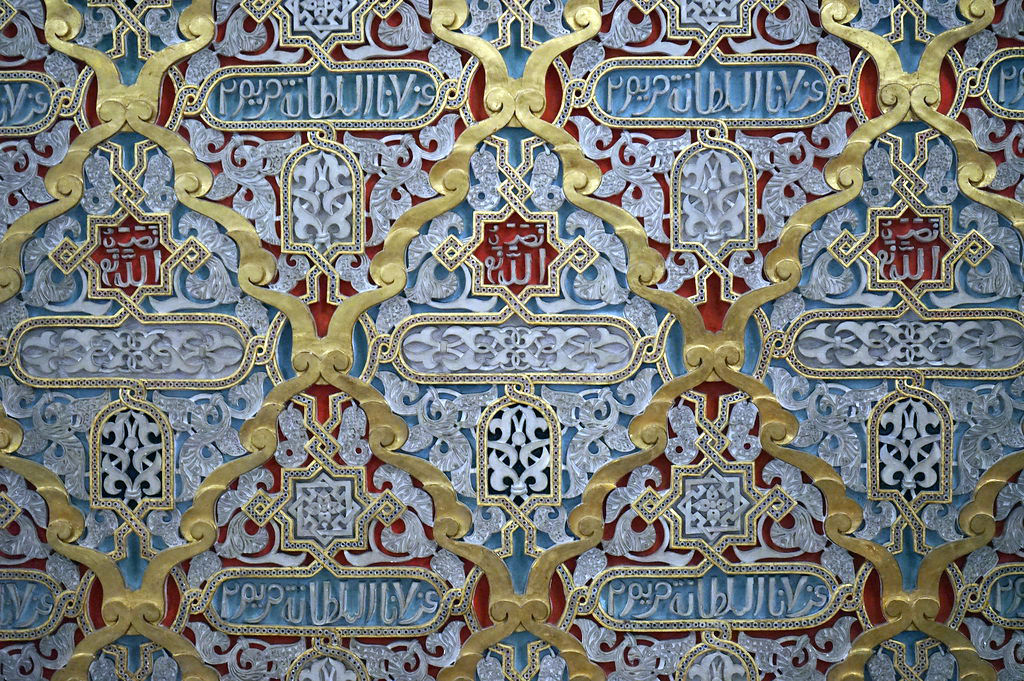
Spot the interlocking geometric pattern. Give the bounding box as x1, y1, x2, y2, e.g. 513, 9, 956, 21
2, 0, 1024, 678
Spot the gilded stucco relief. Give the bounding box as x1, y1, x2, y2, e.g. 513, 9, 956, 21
1, 0, 1024, 677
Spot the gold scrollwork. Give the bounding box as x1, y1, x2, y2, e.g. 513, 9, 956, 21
4, 0, 1024, 674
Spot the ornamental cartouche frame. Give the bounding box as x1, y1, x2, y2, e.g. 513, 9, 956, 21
1, 0, 1024, 677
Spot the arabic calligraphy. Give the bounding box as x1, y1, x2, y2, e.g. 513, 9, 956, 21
91, 224, 166, 290
587, 57, 835, 125
869, 215, 947, 286
203, 65, 444, 127
0, 576, 59, 634
0, 77, 53, 128
3, 0, 1024, 675
591, 567, 841, 629
207, 571, 450, 634
474, 219, 553, 291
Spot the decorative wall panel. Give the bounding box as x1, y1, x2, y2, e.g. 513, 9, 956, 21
1, 0, 1024, 677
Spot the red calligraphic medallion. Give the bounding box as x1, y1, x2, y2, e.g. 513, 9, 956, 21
473, 216, 558, 294
90, 223, 171, 293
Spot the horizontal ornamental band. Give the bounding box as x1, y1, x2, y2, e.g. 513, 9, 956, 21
201, 567, 457, 636
781, 310, 1024, 379
583, 564, 845, 631
195, 61, 449, 130
582, 54, 840, 127
394, 318, 646, 382
11, 316, 254, 388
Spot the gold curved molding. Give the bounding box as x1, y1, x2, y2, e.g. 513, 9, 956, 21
326, 103, 515, 355
827, 616, 912, 681
133, 618, 218, 681
746, 0, 1022, 675
0, 0, 323, 673
517, 113, 668, 292
692, 94, 915, 681
41, 0, 121, 95
482, 2, 923, 677
52, 616, 132, 681
437, 618, 518, 681
820, 0, 900, 82
917, 0, 992, 80
140, 373, 317, 596
915, 102, 1024, 233
430, 0, 509, 94
528, 361, 714, 601
0, 407, 124, 596
949, 451, 1024, 578
314, 107, 526, 643
523, 620, 602, 681
915, 619, 996, 681
520, 1, 598, 90
130, 117, 315, 335
763, 96, 910, 284
0, 119, 123, 304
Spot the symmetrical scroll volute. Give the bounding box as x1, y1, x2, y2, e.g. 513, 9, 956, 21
0, 0, 304, 676
755, 0, 1024, 677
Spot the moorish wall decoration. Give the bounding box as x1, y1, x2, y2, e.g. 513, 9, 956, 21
3, 0, 1024, 677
